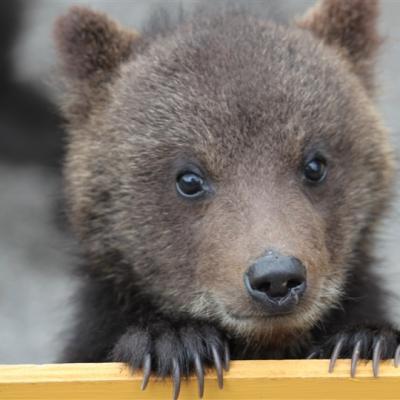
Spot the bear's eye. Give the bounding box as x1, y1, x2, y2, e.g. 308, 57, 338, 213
303, 155, 327, 184
176, 172, 206, 198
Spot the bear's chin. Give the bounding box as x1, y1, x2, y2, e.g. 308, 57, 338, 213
215, 303, 321, 339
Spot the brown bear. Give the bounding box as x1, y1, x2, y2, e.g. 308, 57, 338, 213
54, 0, 398, 399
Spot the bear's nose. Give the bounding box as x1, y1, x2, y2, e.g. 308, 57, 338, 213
244, 250, 306, 314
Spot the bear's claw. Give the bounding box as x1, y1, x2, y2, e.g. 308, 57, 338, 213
194, 352, 205, 398
171, 358, 181, 400
310, 326, 400, 377
141, 353, 151, 390
395, 345, 400, 367
224, 340, 231, 371
211, 343, 224, 389
328, 335, 345, 373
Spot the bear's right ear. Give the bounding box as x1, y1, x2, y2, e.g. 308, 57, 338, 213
296, 0, 381, 94
54, 7, 138, 122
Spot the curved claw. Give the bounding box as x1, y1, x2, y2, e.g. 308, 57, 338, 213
372, 338, 383, 377
194, 352, 204, 398
211, 344, 224, 389
306, 350, 319, 359
172, 358, 181, 400
224, 341, 230, 372
395, 345, 400, 368
141, 353, 152, 390
351, 340, 362, 378
329, 336, 345, 373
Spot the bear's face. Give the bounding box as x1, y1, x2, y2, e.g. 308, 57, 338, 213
57, 2, 394, 339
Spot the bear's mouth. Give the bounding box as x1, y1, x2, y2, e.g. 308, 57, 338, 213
225, 309, 296, 321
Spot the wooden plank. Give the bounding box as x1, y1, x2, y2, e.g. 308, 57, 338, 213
1, 360, 400, 399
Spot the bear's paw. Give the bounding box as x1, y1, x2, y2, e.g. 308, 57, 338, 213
111, 322, 229, 399
308, 325, 400, 377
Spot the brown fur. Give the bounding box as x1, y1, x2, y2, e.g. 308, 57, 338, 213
54, 6, 138, 124
55, 0, 398, 390
297, 0, 382, 93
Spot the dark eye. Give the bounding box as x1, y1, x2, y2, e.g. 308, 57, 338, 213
176, 172, 205, 198
303, 155, 327, 184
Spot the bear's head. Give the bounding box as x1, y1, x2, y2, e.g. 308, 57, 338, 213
55, 0, 394, 341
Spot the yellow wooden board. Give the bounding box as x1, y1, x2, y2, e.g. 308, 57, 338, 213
1, 360, 400, 399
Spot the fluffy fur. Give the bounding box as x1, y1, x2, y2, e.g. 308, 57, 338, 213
55, 0, 398, 396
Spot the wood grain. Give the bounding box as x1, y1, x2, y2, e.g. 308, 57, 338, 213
1, 360, 400, 399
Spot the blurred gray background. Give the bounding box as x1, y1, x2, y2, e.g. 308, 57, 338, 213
0, 0, 399, 364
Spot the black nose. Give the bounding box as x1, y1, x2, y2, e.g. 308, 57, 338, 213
244, 250, 306, 314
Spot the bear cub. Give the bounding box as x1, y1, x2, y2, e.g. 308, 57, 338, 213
55, 0, 398, 398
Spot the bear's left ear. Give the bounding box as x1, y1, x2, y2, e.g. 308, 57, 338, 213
296, 0, 381, 94
54, 6, 138, 122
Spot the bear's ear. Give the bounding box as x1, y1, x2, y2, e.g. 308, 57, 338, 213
296, 0, 381, 94
55, 6, 137, 82
54, 7, 138, 122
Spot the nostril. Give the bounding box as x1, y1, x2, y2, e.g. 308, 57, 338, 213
251, 277, 305, 299
250, 274, 305, 297
257, 282, 271, 294
257, 280, 294, 299
287, 279, 303, 289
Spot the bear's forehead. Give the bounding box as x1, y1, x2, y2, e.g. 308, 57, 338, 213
108, 14, 367, 170
149, 16, 347, 99
121, 20, 350, 117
